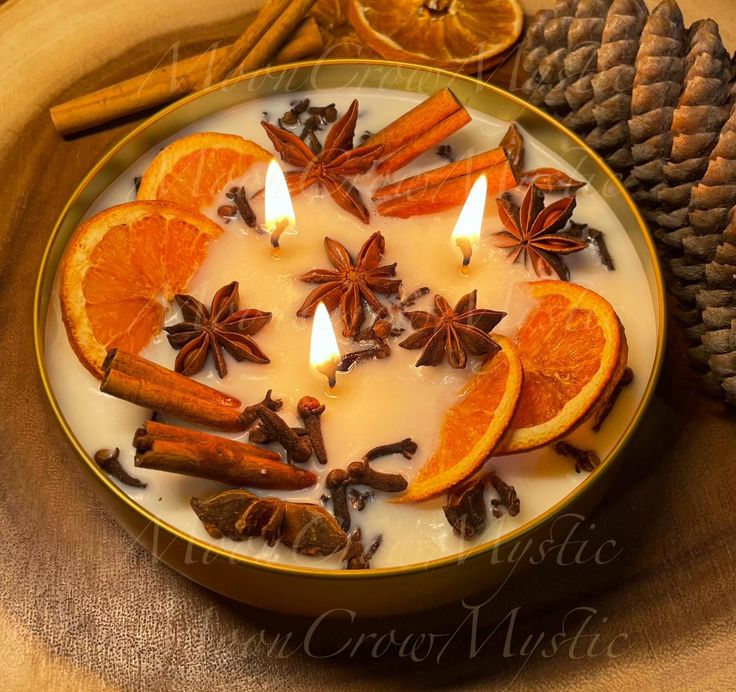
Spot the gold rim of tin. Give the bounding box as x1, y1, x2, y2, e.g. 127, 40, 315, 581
34, 59, 667, 582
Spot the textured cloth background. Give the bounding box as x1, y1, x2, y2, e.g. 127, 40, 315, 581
1, 0, 735, 689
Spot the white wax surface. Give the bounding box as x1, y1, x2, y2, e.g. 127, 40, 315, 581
44, 87, 658, 570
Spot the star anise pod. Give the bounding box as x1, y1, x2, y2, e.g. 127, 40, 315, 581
399, 290, 506, 369
297, 232, 401, 337
493, 183, 586, 280
164, 281, 271, 378
261, 100, 384, 224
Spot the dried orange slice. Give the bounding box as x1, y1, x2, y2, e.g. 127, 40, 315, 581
497, 281, 628, 454
137, 133, 271, 211
347, 0, 523, 74
60, 201, 222, 377
396, 335, 523, 502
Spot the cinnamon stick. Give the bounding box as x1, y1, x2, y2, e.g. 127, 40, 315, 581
201, 0, 298, 86
100, 368, 246, 432
50, 15, 323, 136
363, 88, 471, 174
376, 108, 472, 175
103, 349, 241, 408
134, 421, 316, 490
230, 0, 319, 77
372, 147, 508, 201
375, 161, 517, 218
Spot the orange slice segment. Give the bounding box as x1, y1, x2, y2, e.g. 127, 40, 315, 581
137, 133, 271, 211
498, 281, 627, 454
347, 0, 523, 74
396, 335, 523, 503
60, 201, 222, 377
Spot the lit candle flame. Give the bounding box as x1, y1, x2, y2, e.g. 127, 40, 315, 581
450, 173, 487, 273
263, 159, 295, 250
309, 302, 341, 388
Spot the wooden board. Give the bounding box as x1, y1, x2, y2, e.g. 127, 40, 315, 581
1, 0, 735, 688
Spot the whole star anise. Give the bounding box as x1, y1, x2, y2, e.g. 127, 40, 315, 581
261, 100, 383, 224
164, 281, 271, 378
493, 183, 586, 280
399, 290, 506, 369
297, 232, 401, 337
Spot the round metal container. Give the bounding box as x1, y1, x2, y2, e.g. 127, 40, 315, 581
34, 60, 666, 618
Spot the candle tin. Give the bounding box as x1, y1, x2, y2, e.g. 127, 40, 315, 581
34, 61, 665, 617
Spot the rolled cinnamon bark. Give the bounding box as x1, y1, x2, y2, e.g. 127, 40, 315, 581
50, 15, 323, 136
134, 421, 316, 490
364, 88, 471, 174
103, 349, 241, 408
372, 147, 508, 201
229, 0, 319, 77
375, 161, 517, 218
100, 368, 247, 432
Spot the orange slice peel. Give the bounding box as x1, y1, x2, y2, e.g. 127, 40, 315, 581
137, 132, 271, 212
59, 200, 222, 378
498, 280, 627, 454
347, 0, 524, 74
395, 334, 523, 503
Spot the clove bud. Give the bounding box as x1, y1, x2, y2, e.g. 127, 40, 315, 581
297, 396, 328, 465
326, 468, 351, 532
347, 459, 408, 493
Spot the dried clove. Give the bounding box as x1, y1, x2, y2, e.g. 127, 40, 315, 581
239, 390, 283, 427
554, 441, 601, 473
217, 204, 238, 222
344, 527, 382, 569
324, 439, 416, 530
291, 98, 310, 115
337, 346, 388, 371
253, 405, 312, 464
297, 396, 328, 465
94, 447, 146, 488
359, 130, 372, 143
133, 176, 142, 193
261, 111, 270, 122
348, 488, 374, 511
326, 468, 351, 532
225, 186, 257, 228
436, 144, 454, 162
238, 391, 311, 464
592, 367, 633, 431
248, 424, 309, 444
563, 222, 615, 271
347, 459, 408, 493
396, 286, 430, 309
338, 318, 393, 372
443, 476, 487, 539
308, 103, 338, 123
191, 489, 347, 556
363, 438, 417, 462
489, 473, 520, 518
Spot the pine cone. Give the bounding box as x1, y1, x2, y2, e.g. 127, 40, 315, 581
549, 0, 611, 127
652, 20, 732, 234
587, 0, 649, 171
626, 0, 686, 202
521, 0, 580, 107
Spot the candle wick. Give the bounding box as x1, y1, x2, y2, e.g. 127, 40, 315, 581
455, 237, 473, 269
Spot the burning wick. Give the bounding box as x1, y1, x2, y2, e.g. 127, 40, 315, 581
451, 173, 487, 275
309, 302, 341, 389
262, 159, 295, 255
